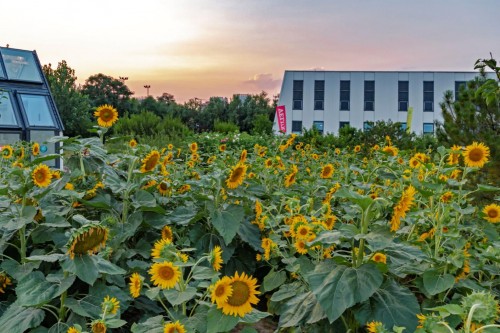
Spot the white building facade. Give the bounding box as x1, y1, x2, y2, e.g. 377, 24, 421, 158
275, 71, 483, 135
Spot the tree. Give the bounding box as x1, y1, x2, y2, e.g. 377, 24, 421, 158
42, 61, 92, 137
436, 56, 499, 180
80, 73, 134, 116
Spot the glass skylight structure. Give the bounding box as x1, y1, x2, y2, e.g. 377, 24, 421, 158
0, 46, 63, 167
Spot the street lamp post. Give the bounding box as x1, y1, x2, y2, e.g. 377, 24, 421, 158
144, 85, 151, 97
119, 76, 129, 83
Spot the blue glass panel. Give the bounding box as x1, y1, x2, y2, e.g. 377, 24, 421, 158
0, 92, 18, 125
20, 94, 55, 127
1, 48, 42, 82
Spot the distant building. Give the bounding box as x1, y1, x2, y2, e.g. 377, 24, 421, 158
0, 46, 64, 167
275, 70, 491, 135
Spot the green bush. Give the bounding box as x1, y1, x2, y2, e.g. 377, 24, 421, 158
213, 120, 239, 133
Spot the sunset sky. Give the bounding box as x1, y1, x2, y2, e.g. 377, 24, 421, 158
3, 0, 499, 102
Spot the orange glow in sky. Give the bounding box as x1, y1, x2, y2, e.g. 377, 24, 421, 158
3, 0, 499, 102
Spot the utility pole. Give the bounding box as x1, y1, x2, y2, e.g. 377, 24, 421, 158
144, 84, 151, 97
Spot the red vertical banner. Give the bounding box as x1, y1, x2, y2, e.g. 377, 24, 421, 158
276, 105, 287, 133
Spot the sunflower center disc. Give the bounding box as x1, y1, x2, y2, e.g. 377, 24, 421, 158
488, 209, 498, 218
159, 266, 175, 280
227, 281, 250, 306
469, 148, 483, 162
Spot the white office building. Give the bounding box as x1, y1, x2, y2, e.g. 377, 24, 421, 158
275, 71, 487, 135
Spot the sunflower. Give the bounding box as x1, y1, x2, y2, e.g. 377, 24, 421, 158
483, 203, 500, 223
67, 224, 108, 260
142, 179, 157, 189
440, 191, 453, 203
239, 149, 247, 163
91, 320, 107, 333
0, 272, 12, 294
32, 142, 40, 156
390, 185, 416, 231
163, 152, 174, 166
151, 238, 173, 259
226, 163, 247, 189
177, 184, 191, 194
409, 157, 421, 169
371, 253, 387, 264
372, 144, 380, 151
32, 164, 52, 187
463, 142, 490, 168
157, 181, 171, 196
447, 145, 462, 165
129, 139, 137, 148
140, 150, 161, 173
101, 295, 120, 315
218, 272, 260, 317
320, 164, 334, 179
67, 327, 80, 333
211, 276, 233, 306
284, 171, 297, 187
366, 321, 384, 333
191, 152, 200, 162
382, 145, 398, 156
323, 214, 337, 230
255, 200, 262, 218
1, 145, 13, 159
161, 225, 174, 242
294, 239, 308, 255
210, 246, 223, 271
94, 104, 118, 127
164, 321, 186, 333
295, 225, 312, 240
149, 261, 180, 289
16, 146, 25, 160
261, 237, 275, 260
219, 144, 226, 152
354, 145, 361, 153
264, 158, 273, 168
189, 142, 198, 153
129, 273, 142, 298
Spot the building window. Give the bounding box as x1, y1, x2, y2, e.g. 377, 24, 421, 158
423, 123, 434, 134
1, 48, 43, 82
455, 81, 466, 101
292, 120, 302, 134
0, 91, 18, 126
19, 94, 56, 127
340, 80, 350, 111
313, 121, 324, 134
339, 121, 350, 129
364, 80, 375, 111
398, 81, 409, 111
293, 80, 303, 110
363, 121, 373, 131
314, 80, 324, 110
400, 122, 407, 131
423, 81, 434, 112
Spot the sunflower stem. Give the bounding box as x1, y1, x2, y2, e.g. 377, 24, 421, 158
58, 271, 69, 321
19, 226, 26, 263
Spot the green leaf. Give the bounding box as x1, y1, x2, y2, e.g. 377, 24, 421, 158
134, 190, 157, 208
335, 188, 373, 211
166, 206, 198, 226
0, 303, 45, 333
263, 270, 287, 292
423, 270, 455, 295
106, 319, 128, 328
307, 262, 383, 323
206, 307, 239, 333
354, 279, 420, 332
426, 304, 464, 316
237, 218, 262, 251
239, 309, 270, 324
131, 315, 164, 333
278, 291, 318, 327
26, 254, 65, 263
16, 271, 74, 307
211, 205, 245, 244
145, 287, 161, 300
309, 231, 342, 246
73, 255, 99, 285
163, 287, 197, 306
93, 256, 126, 275
477, 184, 500, 192
270, 282, 304, 302
192, 266, 219, 280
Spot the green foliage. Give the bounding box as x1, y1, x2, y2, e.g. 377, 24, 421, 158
81, 73, 134, 116
213, 120, 239, 133
251, 114, 273, 135
43, 61, 92, 137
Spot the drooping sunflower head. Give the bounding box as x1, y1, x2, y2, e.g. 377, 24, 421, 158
210, 246, 223, 271
129, 139, 137, 148
101, 295, 120, 315
163, 320, 186, 333
140, 150, 161, 173
371, 253, 387, 264
189, 142, 198, 153
226, 163, 247, 189
67, 224, 109, 260
1, 145, 13, 159
483, 203, 500, 223
366, 321, 385, 333
32, 164, 52, 187
67, 326, 81, 333
91, 320, 107, 333
464, 142, 490, 168
320, 164, 334, 179
32, 142, 40, 156
219, 272, 260, 317
94, 104, 119, 127
161, 225, 174, 242
129, 272, 142, 298
149, 261, 181, 289
151, 238, 174, 259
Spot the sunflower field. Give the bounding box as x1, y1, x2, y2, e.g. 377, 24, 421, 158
0, 108, 499, 333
